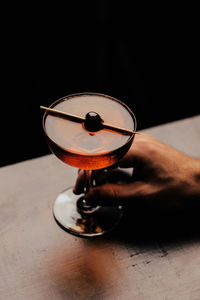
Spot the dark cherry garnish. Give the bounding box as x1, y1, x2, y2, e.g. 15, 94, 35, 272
84, 111, 104, 132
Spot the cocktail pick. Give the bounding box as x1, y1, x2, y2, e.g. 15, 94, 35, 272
40, 105, 138, 135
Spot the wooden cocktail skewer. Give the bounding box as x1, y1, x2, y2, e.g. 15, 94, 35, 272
40, 105, 85, 122
40, 105, 138, 135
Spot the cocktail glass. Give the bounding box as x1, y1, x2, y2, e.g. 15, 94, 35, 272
42, 93, 136, 237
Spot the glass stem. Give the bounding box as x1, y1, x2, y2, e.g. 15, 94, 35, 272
84, 170, 93, 194
77, 169, 97, 214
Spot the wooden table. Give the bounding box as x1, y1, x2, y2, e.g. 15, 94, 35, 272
1, 115, 200, 300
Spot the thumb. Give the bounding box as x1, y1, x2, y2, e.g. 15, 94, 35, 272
85, 181, 148, 206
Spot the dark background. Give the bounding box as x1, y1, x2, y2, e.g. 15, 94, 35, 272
1, 2, 199, 167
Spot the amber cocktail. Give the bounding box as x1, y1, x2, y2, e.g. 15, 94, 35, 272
42, 93, 136, 237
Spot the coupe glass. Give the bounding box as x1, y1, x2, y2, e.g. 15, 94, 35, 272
42, 93, 136, 237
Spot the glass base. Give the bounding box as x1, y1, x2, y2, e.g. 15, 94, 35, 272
53, 187, 123, 237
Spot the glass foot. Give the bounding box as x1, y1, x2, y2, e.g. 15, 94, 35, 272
53, 187, 123, 237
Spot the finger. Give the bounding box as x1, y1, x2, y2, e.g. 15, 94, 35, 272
118, 135, 145, 168
73, 168, 112, 194
118, 149, 138, 168
73, 169, 85, 194
95, 168, 133, 186
73, 168, 115, 194
85, 181, 154, 206
93, 169, 108, 185
118, 133, 157, 168
106, 168, 133, 183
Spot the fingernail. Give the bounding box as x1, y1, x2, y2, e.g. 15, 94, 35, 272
73, 187, 79, 195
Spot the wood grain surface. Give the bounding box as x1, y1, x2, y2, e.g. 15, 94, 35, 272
0, 115, 200, 300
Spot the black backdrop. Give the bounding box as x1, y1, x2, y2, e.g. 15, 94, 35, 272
1, 2, 199, 167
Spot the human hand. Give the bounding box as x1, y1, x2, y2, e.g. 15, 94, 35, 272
73, 134, 200, 212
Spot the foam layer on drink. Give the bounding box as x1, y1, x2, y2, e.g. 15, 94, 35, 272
45, 94, 135, 156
